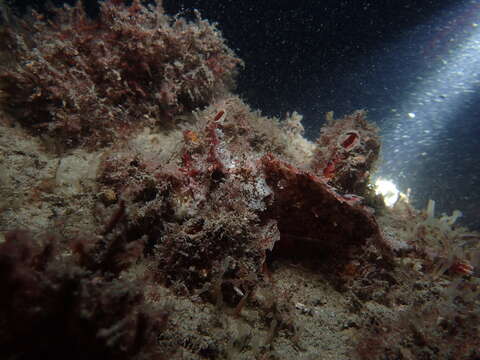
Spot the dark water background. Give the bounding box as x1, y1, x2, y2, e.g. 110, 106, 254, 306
166, 0, 480, 230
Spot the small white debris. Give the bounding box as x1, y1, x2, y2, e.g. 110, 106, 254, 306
295, 302, 313, 315
233, 286, 244, 297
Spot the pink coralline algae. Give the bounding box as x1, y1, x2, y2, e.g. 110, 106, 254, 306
1, 0, 388, 297
1, 2, 479, 359
97, 97, 386, 294
312, 110, 380, 195
0, 0, 385, 331
261, 154, 382, 264
0, 0, 242, 147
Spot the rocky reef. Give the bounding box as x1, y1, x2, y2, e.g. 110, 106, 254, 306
0, 1, 478, 359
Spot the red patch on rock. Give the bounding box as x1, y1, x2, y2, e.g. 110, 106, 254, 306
261, 154, 382, 263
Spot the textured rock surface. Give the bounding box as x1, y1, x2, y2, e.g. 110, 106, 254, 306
0, 1, 478, 359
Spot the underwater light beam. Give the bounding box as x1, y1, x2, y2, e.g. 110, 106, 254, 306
380, 1, 480, 190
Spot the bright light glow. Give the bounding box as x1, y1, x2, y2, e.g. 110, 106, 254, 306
382, 6, 480, 165
375, 178, 400, 207
375, 2, 480, 219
